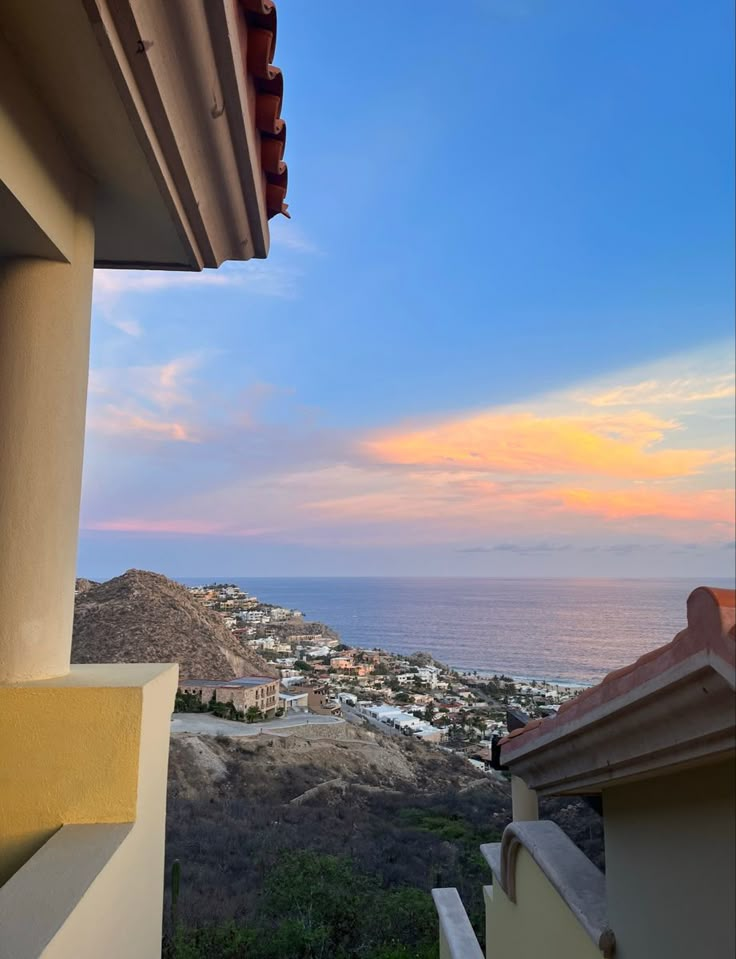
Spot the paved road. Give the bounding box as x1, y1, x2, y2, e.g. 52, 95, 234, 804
170, 711, 344, 737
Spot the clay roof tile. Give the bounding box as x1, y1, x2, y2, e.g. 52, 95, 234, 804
238, 0, 289, 219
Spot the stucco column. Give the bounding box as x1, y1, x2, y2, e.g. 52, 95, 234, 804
0, 181, 94, 683
511, 775, 539, 821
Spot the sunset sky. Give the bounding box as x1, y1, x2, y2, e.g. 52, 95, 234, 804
78, 0, 735, 579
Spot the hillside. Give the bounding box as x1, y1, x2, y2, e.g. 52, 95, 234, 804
164, 723, 603, 958
72, 569, 277, 681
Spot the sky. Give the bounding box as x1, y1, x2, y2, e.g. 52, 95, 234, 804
78, 0, 735, 580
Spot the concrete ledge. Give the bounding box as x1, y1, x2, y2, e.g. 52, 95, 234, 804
481, 821, 615, 957
0, 823, 132, 959
431, 888, 484, 959
0, 663, 177, 958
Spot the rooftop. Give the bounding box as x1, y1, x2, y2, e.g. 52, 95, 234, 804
500, 586, 736, 794
183, 675, 277, 688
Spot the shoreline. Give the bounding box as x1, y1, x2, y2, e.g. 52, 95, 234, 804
456, 667, 593, 690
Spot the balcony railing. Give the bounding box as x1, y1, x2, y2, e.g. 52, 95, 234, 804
433, 820, 615, 959
431, 888, 484, 959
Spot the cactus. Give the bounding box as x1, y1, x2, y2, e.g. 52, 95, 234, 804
170, 858, 181, 932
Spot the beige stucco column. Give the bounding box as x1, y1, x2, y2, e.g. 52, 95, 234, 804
511, 775, 539, 821
0, 181, 94, 683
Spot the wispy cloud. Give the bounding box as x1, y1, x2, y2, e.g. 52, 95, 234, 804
93, 262, 300, 315
82, 341, 735, 550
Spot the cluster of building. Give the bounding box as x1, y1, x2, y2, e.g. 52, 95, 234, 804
188, 583, 303, 629
182, 584, 578, 754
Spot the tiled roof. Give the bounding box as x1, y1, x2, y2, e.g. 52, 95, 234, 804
239, 0, 289, 219
501, 586, 736, 761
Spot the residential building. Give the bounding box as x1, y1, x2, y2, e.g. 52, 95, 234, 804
330, 656, 355, 670
0, 1, 290, 954
288, 681, 342, 716
180, 676, 280, 717
433, 586, 735, 959
279, 691, 309, 714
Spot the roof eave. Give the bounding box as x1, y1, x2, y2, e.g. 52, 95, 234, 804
85, 0, 271, 269
501, 648, 736, 796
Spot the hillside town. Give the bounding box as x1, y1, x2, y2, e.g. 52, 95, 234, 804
183, 583, 579, 766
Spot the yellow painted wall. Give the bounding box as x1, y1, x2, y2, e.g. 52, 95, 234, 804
484, 849, 601, 959
0, 663, 177, 958
603, 759, 736, 959
0, 665, 160, 885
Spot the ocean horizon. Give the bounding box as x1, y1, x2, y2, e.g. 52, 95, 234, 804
178, 575, 734, 686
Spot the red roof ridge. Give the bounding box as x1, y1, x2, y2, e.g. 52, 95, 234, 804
500, 585, 736, 759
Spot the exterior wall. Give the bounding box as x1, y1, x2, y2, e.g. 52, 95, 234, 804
603, 758, 736, 959
0, 664, 177, 958
0, 666, 143, 883
0, 178, 94, 683
484, 848, 601, 959
181, 680, 279, 716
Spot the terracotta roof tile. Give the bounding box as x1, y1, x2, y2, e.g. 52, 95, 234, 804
500, 585, 736, 761
239, 0, 290, 218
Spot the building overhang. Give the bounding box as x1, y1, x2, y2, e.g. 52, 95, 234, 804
500, 587, 736, 796
0, 0, 289, 270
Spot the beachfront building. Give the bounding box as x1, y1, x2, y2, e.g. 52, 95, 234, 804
432, 586, 735, 959
180, 676, 280, 718
0, 1, 289, 955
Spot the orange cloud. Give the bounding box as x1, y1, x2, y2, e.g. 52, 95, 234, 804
547, 487, 736, 526
364, 410, 718, 480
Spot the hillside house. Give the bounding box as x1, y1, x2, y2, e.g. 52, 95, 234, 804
0, 0, 291, 954
288, 681, 342, 716
433, 586, 735, 959
180, 676, 279, 718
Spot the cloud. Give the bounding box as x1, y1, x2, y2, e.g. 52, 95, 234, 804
93, 262, 300, 316
82, 339, 736, 551
458, 542, 572, 554
547, 486, 734, 526
87, 353, 208, 442
581, 375, 736, 408
363, 409, 721, 480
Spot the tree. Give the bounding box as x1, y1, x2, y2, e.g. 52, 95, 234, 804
423, 703, 436, 724
245, 706, 263, 723
294, 660, 312, 672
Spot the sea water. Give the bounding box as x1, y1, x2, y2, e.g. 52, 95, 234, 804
180, 576, 734, 686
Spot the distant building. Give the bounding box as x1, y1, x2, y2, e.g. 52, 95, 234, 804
279, 691, 309, 714
179, 676, 279, 718
288, 681, 341, 716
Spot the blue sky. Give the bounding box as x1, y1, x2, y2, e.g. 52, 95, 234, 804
79, 0, 735, 579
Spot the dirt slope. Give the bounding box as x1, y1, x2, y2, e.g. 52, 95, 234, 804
72, 569, 277, 680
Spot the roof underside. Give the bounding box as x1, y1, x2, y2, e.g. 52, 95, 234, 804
0, 0, 289, 269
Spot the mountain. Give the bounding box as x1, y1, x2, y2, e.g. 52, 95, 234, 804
72, 569, 277, 681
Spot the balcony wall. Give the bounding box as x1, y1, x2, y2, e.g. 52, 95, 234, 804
430, 820, 615, 959
0, 663, 177, 959
483, 851, 603, 958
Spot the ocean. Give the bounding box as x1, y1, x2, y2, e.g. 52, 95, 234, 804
180, 577, 734, 686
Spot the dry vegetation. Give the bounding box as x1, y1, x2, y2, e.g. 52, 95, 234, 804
72, 569, 277, 680
164, 722, 603, 957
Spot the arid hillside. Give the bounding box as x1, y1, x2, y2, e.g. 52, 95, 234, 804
72, 569, 277, 680
164, 722, 603, 948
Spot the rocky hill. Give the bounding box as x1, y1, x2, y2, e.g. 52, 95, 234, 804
72, 569, 277, 680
